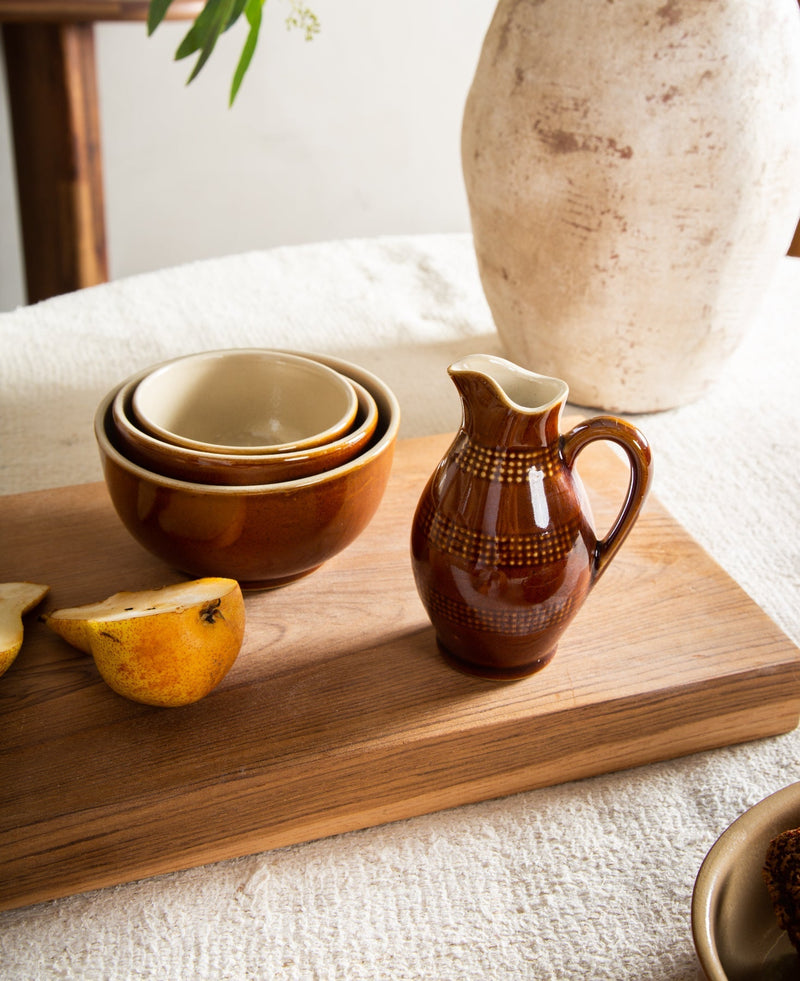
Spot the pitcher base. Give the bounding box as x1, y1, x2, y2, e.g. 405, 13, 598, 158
436, 639, 557, 681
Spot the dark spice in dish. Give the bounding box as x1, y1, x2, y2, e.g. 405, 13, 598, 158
763, 827, 800, 954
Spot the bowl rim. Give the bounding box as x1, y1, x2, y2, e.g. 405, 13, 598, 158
691, 781, 800, 981
130, 348, 360, 455
96, 350, 400, 496
113, 372, 379, 466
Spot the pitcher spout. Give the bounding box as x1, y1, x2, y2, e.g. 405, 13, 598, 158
448, 354, 568, 446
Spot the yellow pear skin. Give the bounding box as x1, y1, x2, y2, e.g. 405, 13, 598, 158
43, 578, 246, 707
0, 582, 50, 678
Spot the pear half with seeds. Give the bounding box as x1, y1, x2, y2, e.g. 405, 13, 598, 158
0, 582, 50, 678
43, 578, 246, 707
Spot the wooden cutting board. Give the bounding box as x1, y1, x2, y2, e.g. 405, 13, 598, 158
1, 432, 798, 912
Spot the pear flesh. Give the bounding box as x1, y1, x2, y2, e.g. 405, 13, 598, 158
0, 582, 50, 678
43, 578, 246, 707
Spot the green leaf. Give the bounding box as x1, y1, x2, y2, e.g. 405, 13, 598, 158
147, 0, 175, 35
225, 0, 248, 32
174, 0, 236, 63
229, 0, 263, 105
149, 0, 317, 104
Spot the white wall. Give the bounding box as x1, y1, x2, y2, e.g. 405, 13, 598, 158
0, 1, 495, 311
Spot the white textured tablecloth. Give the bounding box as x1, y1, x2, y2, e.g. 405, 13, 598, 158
1, 234, 798, 980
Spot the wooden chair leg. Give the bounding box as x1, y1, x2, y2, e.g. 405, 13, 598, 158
2, 21, 108, 303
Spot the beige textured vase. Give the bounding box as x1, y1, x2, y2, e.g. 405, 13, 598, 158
462, 0, 800, 412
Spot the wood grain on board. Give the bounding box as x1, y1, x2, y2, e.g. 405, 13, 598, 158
1, 432, 798, 912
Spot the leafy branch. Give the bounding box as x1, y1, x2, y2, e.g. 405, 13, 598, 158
147, 0, 320, 106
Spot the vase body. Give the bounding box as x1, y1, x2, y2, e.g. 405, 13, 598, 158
410, 355, 652, 679
462, 0, 800, 412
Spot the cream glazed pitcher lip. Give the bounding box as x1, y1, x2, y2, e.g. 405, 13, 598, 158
448, 354, 569, 414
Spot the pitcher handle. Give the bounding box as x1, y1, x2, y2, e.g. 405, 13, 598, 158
561, 416, 653, 582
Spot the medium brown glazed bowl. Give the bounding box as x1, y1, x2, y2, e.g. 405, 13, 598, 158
130, 348, 359, 454
692, 782, 800, 980
95, 354, 400, 589
111, 371, 378, 485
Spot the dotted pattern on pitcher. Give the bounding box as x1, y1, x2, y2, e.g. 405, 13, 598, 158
417, 506, 580, 566
453, 442, 559, 482
420, 583, 578, 636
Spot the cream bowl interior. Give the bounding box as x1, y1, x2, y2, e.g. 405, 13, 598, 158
131, 348, 359, 454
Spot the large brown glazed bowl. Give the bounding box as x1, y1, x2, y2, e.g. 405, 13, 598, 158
95, 353, 400, 589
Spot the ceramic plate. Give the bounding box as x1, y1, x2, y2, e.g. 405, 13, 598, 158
692, 782, 800, 980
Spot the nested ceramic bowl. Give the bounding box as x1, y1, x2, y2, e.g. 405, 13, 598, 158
96, 354, 400, 589
131, 349, 359, 455
111, 370, 378, 485
692, 782, 800, 980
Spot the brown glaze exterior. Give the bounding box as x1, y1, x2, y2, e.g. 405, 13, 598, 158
95, 355, 399, 590
411, 356, 652, 679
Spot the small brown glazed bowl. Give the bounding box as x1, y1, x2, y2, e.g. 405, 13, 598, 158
130, 348, 359, 455
692, 782, 800, 980
95, 354, 400, 589
111, 371, 378, 486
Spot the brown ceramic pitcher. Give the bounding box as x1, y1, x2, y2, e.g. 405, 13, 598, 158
410, 354, 652, 679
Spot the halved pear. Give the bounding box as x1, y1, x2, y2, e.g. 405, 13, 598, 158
42, 578, 246, 707
0, 582, 50, 678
